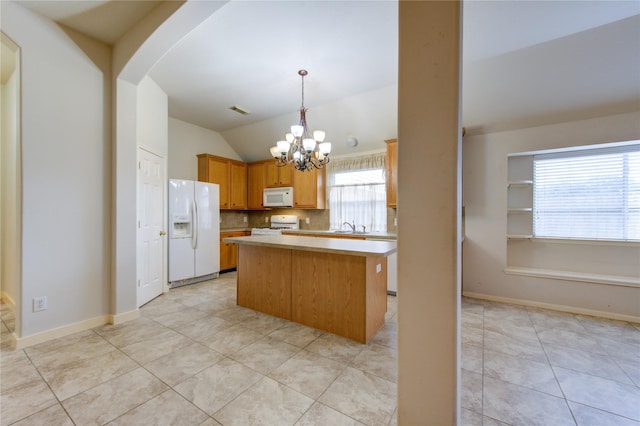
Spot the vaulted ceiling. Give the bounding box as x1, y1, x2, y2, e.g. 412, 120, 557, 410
16, 1, 640, 161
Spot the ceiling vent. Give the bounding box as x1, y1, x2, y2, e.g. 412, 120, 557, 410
229, 105, 250, 115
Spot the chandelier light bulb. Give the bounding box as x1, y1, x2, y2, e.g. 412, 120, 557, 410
270, 146, 281, 158
291, 125, 304, 138
313, 130, 326, 142
277, 140, 290, 154
285, 133, 295, 143
319, 142, 332, 155
302, 138, 316, 152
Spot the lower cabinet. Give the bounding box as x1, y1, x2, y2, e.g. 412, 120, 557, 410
220, 231, 250, 271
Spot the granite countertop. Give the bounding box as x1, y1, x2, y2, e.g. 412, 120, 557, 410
223, 235, 397, 257
282, 229, 397, 240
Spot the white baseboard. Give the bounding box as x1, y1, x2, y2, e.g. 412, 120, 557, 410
462, 291, 640, 324
14, 315, 110, 349
109, 309, 140, 325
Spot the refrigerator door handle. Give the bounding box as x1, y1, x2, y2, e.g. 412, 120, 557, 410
191, 200, 198, 250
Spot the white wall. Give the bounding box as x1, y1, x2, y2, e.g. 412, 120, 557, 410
1, 1, 112, 337
138, 76, 168, 157
463, 111, 640, 319
168, 117, 241, 180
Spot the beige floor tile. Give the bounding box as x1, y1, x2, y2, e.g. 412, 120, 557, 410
213, 377, 313, 426
120, 328, 192, 364
461, 342, 483, 374
12, 403, 74, 426
295, 402, 364, 426
305, 334, 366, 364
483, 348, 562, 397
369, 322, 397, 349
62, 367, 168, 425
269, 349, 346, 399
151, 305, 210, 329
205, 324, 263, 355
461, 369, 483, 414
170, 315, 234, 344
268, 321, 324, 347
94, 317, 170, 348
213, 305, 259, 324
483, 328, 547, 363
352, 343, 397, 383
25, 330, 114, 369
239, 312, 290, 335
544, 343, 634, 385
460, 408, 483, 426
144, 342, 223, 387
537, 328, 609, 355
0, 350, 42, 392
106, 389, 208, 426
568, 401, 640, 426
38, 348, 137, 400
319, 366, 396, 426
554, 366, 640, 421
482, 376, 575, 425
173, 357, 262, 415
230, 335, 300, 374
0, 378, 57, 426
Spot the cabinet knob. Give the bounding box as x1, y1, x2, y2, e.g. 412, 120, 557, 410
159, 231, 166, 236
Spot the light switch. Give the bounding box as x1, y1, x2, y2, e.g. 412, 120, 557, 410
305, 217, 310, 224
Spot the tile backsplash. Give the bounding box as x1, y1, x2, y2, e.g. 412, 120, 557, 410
220, 208, 397, 232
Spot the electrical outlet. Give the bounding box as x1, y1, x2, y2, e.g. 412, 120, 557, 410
243, 216, 247, 223
305, 217, 310, 224
33, 296, 47, 312
265, 217, 269, 223
394, 217, 398, 226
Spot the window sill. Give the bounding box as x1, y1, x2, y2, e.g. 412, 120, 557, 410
504, 266, 640, 288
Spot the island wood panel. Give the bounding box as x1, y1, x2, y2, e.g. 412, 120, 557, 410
291, 251, 369, 343
366, 256, 388, 340
237, 245, 292, 320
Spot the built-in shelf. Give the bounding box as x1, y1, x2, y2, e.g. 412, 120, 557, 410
508, 180, 533, 186
507, 234, 533, 240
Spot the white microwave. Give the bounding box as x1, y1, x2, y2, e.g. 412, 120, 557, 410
263, 187, 294, 207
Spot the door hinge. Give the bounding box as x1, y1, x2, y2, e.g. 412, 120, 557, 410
138, 220, 141, 228
137, 279, 140, 287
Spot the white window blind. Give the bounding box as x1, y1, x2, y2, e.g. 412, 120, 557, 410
533, 143, 640, 241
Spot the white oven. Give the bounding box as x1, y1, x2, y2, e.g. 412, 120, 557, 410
251, 215, 299, 235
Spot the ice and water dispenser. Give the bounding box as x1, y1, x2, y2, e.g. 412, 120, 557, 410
171, 214, 192, 238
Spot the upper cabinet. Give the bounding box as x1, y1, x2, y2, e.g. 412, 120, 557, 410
293, 167, 326, 209
197, 154, 247, 210
247, 161, 266, 209
385, 138, 397, 208
265, 161, 293, 187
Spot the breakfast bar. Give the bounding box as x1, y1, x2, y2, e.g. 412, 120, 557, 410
222, 235, 397, 343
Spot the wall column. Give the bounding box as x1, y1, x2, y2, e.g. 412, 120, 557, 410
397, 1, 462, 423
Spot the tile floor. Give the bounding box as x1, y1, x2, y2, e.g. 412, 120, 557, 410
1, 271, 639, 425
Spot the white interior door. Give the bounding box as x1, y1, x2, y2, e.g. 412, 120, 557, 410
137, 148, 165, 307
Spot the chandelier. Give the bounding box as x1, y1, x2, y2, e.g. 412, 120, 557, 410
270, 70, 331, 171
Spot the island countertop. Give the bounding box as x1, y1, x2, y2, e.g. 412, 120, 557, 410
223, 235, 397, 257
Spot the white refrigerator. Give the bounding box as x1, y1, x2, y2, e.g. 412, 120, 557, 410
168, 179, 220, 288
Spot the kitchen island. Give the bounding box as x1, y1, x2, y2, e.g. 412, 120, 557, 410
222, 235, 397, 343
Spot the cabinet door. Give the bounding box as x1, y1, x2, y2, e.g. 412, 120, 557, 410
385, 139, 397, 208
229, 161, 247, 209
293, 169, 318, 208
278, 165, 293, 186
265, 162, 280, 187
248, 162, 266, 209
208, 157, 230, 208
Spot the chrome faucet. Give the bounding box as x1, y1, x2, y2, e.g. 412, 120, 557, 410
342, 221, 356, 232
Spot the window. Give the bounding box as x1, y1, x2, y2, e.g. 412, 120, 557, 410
533, 142, 640, 241
327, 153, 387, 232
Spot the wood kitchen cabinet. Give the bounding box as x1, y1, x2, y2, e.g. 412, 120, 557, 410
292, 167, 326, 209
385, 138, 397, 208
265, 161, 293, 187
220, 230, 250, 271
197, 154, 247, 210
247, 161, 266, 209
